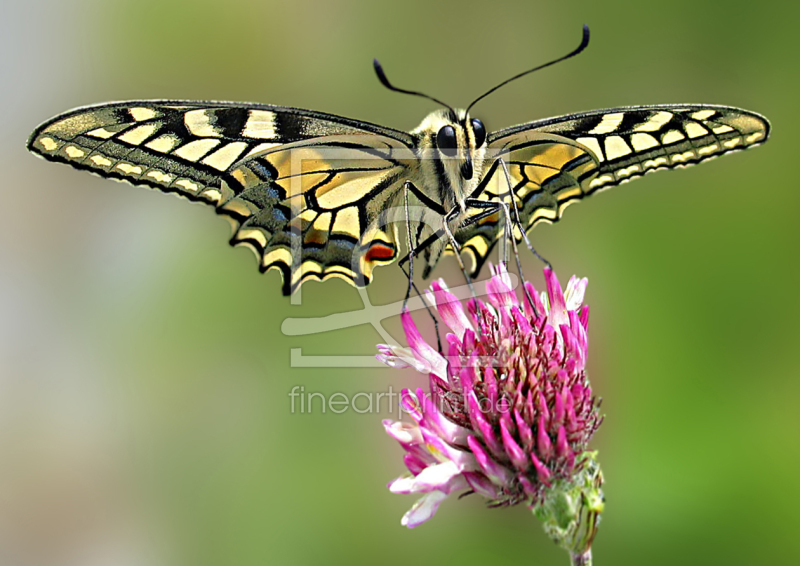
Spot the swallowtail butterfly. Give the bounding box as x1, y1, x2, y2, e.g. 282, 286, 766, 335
27, 25, 769, 295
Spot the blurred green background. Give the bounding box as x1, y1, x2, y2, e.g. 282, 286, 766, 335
1, 0, 798, 564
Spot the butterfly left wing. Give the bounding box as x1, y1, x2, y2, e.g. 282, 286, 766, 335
223, 136, 414, 293
455, 104, 770, 275
27, 101, 416, 294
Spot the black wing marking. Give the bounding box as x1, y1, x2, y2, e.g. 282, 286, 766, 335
27, 100, 416, 294
455, 105, 769, 275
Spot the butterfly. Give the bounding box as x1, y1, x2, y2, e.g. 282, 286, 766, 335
27, 25, 769, 295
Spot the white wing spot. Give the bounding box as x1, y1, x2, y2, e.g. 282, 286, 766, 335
745, 132, 764, 144
129, 107, 157, 121
691, 110, 716, 120
201, 142, 248, 171
671, 150, 695, 163
175, 179, 202, 193
331, 207, 360, 236
712, 124, 734, 134
199, 188, 222, 204
145, 134, 181, 153
118, 124, 158, 146
147, 170, 173, 184
90, 155, 112, 167
116, 163, 143, 175
723, 138, 742, 149
237, 228, 268, 247
242, 110, 277, 139
87, 127, 118, 139
245, 142, 281, 157
633, 111, 673, 132
185, 110, 222, 137
576, 137, 605, 161
616, 164, 641, 178
603, 136, 632, 160
588, 113, 624, 135
65, 146, 85, 159
684, 122, 709, 139
662, 130, 685, 145
173, 139, 221, 162
38, 137, 58, 151
643, 156, 669, 170
630, 132, 659, 152
588, 174, 615, 189
698, 143, 719, 156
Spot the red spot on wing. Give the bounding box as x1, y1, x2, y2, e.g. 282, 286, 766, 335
364, 243, 396, 263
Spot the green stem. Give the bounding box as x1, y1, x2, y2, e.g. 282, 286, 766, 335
570, 550, 592, 566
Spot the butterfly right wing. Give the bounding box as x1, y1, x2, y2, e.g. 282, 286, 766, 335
454, 104, 770, 276
28, 100, 417, 294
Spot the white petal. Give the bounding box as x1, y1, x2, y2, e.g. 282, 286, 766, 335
411, 461, 461, 491
401, 491, 450, 528
376, 344, 428, 372
564, 276, 588, 311
388, 474, 417, 494
382, 420, 423, 445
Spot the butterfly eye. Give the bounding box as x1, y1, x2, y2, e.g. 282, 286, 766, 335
471, 118, 486, 146
436, 125, 458, 157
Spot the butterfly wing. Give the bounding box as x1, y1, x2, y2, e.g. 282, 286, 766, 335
28, 101, 417, 294
455, 104, 770, 275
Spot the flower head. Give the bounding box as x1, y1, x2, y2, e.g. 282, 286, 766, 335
378, 264, 604, 557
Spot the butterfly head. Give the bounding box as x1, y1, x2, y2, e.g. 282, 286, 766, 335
373, 25, 591, 213
413, 109, 488, 210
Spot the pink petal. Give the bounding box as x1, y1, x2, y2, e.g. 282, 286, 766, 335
544, 267, 569, 329
419, 427, 477, 470
486, 263, 517, 309
514, 409, 534, 450
556, 425, 572, 461
537, 415, 554, 461
467, 435, 515, 487
463, 472, 501, 499
500, 418, 529, 471
523, 281, 546, 319
580, 305, 590, 330
531, 452, 552, 486
401, 310, 448, 378
431, 280, 473, 339
400, 389, 424, 422
517, 473, 539, 499
420, 390, 471, 445
404, 453, 428, 475
466, 391, 504, 458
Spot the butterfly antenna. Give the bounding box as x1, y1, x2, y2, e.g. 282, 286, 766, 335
373, 59, 456, 115
466, 24, 591, 114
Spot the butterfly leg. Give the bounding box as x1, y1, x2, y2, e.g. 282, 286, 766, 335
463, 196, 542, 313
496, 158, 551, 269
399, 181, 443, 352
463, 157, 551, 271
397, 181, 478, 298
462, 197, 525, 282
465, 153, 550, 311
442, 206, 479, 298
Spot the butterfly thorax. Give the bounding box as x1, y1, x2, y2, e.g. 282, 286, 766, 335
411, 109, 488, 217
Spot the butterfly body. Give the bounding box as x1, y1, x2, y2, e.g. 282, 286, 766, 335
27, 99, 770, 294
410, 108, 488, 210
